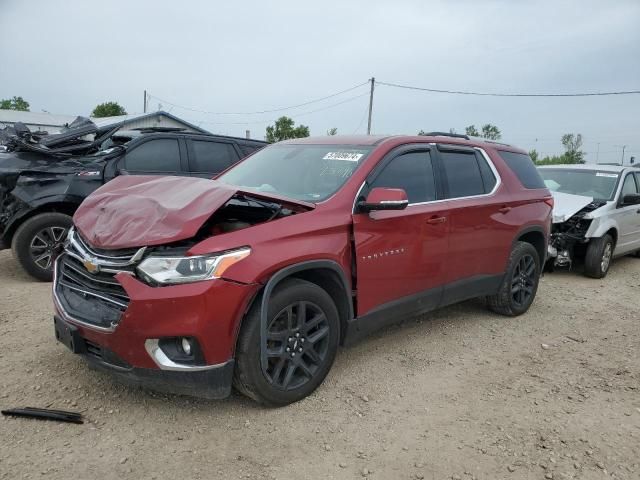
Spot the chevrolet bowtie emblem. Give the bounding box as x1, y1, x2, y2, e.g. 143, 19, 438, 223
83, 258, 100, 274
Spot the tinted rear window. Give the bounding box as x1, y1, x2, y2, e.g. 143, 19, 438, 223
239, 144, 265, 156
125, 139, 180, 172
498, 151, 546, 189
191, 140, 239, 173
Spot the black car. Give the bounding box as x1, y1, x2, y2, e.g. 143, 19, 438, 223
0, 118, 266, 281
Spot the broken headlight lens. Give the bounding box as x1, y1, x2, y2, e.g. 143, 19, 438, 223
137, 248, 251, 285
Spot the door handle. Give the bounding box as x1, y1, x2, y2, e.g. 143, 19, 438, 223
426, 216, 447, 225
498, 206, 512, 214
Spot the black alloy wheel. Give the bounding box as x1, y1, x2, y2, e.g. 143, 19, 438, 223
265, 300, 330, 391
233, 278, 340, 406
510, 254, 536, 308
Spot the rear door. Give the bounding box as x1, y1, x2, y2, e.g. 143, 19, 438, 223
121, 137, 186, 176
614, 172, 640, 254
353, 146, 450, 317
434, 145, 515, 301
186, 139, 241, 178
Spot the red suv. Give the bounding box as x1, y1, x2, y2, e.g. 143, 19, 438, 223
53, 133, 552, 406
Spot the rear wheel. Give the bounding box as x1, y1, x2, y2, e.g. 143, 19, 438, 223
234, 278, 340, 406
487, 241, 541, 316
11, 213, 72, 281
584, 234, 614, 279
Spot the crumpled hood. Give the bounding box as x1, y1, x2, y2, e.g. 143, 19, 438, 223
74, 176, 239, 249
73, 175, 314, 249
551, 191, 594, 223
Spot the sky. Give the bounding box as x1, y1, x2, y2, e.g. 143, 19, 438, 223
1, 0, 639, 164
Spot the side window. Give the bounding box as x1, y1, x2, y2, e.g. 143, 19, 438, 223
497, 151, 546, 189
621, 174, 638, 198
370, 151, 436, 203
125, 139, 180, 172
440, 151, 485, 198
238, 144, 264, 157
191, 141, 239, 173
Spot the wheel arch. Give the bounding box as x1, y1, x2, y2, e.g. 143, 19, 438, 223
3, 201, 79, 245
253, 260, 354, 374
514, 226, 547, 265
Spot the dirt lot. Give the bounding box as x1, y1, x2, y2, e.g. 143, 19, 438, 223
0, 250, 638, 480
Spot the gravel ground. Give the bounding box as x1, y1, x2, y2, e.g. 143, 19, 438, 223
0, 249, 639, 480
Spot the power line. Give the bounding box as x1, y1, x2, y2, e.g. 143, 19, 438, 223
377, 81, 640, 97
147, 81, 369, 116
182, 92, 369, 126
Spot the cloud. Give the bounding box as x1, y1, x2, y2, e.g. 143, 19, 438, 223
1, 0, 638, 161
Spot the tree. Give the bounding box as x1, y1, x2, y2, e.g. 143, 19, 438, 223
481, 124, 501, 140
265, 116, 310, 143
528, 149, 539, 163
465, 125, 479, 137
464, 124, 502, 140
561, 133, 585, 164
0, 96, 30, 111
92, 101, 127, 118
327, 127, 338, 136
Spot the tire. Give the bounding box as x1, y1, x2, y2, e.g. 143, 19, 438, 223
584, 234, 614, 279
487, 241, 541, 316
233, 278, 340, 406
11, 213, 73, 281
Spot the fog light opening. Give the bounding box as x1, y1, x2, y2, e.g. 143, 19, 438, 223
180, 337, 192, 356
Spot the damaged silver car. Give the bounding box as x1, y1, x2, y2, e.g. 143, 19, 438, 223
539, 164, 640, 278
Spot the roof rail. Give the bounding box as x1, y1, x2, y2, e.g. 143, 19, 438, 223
482, 139, 514, 147
422, 131, 470, 140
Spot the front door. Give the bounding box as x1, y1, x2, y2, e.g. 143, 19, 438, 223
614, 173, 640, 255
353, 148, 450, 317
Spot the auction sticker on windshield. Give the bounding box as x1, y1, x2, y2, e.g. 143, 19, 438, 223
323, 152, 364, 162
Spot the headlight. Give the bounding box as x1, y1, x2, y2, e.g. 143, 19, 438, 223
137, 248, 251, 285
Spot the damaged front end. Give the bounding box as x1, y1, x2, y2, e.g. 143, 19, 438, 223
547, 193, 606, 268
57, 175, 312, 329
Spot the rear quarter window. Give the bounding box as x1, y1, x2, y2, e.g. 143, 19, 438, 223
497, 151, 546, 189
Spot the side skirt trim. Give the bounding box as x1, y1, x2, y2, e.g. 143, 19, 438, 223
343, 273, 503, 346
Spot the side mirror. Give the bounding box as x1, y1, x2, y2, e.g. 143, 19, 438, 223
622, 193, 640, 206
358, 187, 409, 213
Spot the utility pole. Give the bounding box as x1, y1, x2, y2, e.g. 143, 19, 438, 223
621, 145, 626, 165
596, 142, 600, 164
366, 77, 375, 135
143, 90, 147, 113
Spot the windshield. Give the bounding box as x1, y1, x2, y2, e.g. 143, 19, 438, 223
538, 168, 619, 201
218, 144, 373, 201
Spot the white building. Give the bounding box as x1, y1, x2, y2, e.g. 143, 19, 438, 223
0, 109, 210, 134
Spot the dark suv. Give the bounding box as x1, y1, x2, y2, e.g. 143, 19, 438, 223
0, 119, 266, 280
53, 133, 552, 406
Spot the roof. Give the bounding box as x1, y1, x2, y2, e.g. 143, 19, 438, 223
283, 135, 391, 146
281, 134, 526, 153
0, 109, 211, 134
0, 109, 77, 129
537, 164, 630, 173
92, 111, 210, 134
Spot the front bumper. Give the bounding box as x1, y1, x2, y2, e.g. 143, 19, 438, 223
55, 314, 235, 398
53, 258, 259, 399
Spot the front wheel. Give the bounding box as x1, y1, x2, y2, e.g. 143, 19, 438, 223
11, 213, 72, 281
584, 234, 614, 279
487, 241, 541, 316
233, 278, 340, 406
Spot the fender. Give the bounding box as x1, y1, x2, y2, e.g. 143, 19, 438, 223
2, 194, 84, 242
585, 216, 618, 242
258, 260, 353, 373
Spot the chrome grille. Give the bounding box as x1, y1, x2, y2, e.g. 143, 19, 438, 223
54, 228, 146, 330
